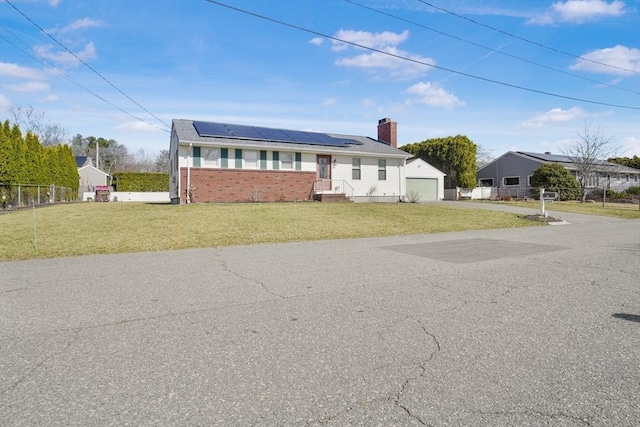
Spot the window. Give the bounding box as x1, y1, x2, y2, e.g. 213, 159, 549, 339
378, 159, 386, 180
244, 150, 258, 169
192, 146, 201, 167
273, 151, 279, 170
625, 174, 630, 182
234, 149, 243, 168
527, 175, 533, 186
202, 148, 219, 167
479, 178, 493, 187
281, 152, 293, 170
634, 174, 638, 183
503, 176, 520, 186
352, 158, 361, 180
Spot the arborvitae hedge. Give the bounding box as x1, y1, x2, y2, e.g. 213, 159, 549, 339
112, 172, 169, 192
0, 120, 79, 191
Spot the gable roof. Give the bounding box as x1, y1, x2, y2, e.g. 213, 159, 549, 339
75, 156, 92, 168
78, 164, 109, 177
172, 119, 411, 159
478, 151, 640, 174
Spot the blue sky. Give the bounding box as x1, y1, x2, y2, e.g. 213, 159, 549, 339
1, 0, 639, 159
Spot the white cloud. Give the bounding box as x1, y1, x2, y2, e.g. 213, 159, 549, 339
55, 18, 104, 34
49, 0, 61, 7
309, 37, 324, 46
336, 47, 435, 80
330, 29, 434, 80
404, 82, 465, 109
0, 94, 11, 110
521, 107, 586, 128
321, 98, 337, 107
116, 121, 165, 133
528, 0, 627, 25
0, 63, 46, 80
570, 45, 640, 75
331, 30, 409, 52
43, 94, 59, 102
5, 81, 50, 93
34, 42, 97, 67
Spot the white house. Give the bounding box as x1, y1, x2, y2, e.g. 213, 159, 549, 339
169, 118, 444, 204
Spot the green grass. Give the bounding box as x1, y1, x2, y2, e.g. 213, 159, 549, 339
0, 202, 543, 261
484, 200, 640, 219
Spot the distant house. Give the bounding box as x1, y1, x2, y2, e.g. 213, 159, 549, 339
76, 156, 109, 196
169, 118, 445, 204
477, 151, 640, 198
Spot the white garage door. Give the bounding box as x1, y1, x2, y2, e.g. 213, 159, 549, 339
406, 178, 438, 201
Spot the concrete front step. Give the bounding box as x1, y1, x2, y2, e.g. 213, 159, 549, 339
315, 194, 352, 202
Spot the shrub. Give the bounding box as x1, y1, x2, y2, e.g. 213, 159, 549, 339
530, 164, 580, 200
112, 172, 168, 192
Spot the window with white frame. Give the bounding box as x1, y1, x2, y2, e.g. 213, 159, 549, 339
244, 150, 258, 169
378, 159, 386, 180
352, 158, 361, 180
281, 152, 294, 170
527, 175, 533, 186
503, 176, 520, 186
201, 148, 219, 167
479, 178, 493, 187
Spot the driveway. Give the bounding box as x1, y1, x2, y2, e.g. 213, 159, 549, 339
1, 206, 638, 426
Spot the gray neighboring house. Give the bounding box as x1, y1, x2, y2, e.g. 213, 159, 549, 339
76, 156, 109, 195
477, 151, 640, 198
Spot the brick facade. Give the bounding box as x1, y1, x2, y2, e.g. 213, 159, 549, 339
180, 168, 316, 203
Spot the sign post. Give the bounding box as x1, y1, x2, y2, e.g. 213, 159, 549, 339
540, 188, 546, 217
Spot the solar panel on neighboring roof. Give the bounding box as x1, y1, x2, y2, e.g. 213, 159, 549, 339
191, 120, 364, 147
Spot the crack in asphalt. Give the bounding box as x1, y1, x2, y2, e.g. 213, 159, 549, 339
0, 330, 80, 397
213, 250, 286, 299
332, 290, 440, 426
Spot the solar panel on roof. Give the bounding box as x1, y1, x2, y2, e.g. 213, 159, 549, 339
193, 121, 232, 137
257, 127, 297, 142
193, 120, 356, 147
225, 124, 264, 139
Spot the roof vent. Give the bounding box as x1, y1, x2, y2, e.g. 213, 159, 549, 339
545, 151, 552, 155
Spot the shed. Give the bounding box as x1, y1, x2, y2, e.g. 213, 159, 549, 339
404, 158, 446, 201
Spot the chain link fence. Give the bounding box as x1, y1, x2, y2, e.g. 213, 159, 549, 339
0, 184, 77, 210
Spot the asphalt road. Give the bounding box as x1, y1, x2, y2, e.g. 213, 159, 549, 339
1, 204, 639, 426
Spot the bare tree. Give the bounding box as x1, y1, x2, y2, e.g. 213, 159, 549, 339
561, 120, 620, 201
476, 145, 494, 169
9, 105, 67, 146
154, 149, 170, 172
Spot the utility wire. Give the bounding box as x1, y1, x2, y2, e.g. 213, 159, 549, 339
346, 0, 639, 95
4, 0, 172, 130
416, 0, 639, 75
204, 0, 639, 110
0, 25, 170, 133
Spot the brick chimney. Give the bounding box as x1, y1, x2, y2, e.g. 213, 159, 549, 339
377, 118, 397, 147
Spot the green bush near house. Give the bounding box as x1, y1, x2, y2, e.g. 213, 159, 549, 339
529, 164, 580, 200
112, 172, 169, 192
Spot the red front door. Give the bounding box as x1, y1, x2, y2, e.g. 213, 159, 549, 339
316, 155, 331, 190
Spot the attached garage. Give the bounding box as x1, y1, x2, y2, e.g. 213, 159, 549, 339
406, 178, 438, 201
404, 158, 446, 202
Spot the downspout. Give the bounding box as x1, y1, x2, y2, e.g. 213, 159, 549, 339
398, 159, 404, 202
187, 143, 192, 204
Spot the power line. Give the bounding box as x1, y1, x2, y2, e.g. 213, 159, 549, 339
0, 25, 170, 134
4, 0, 171, 130
203, 0, 639, 111
346, 0, 639, 95
416, 0, 639, 75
